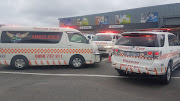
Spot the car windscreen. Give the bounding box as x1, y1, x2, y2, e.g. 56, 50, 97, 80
93, 35, 112, 41
115, 34, 165, 47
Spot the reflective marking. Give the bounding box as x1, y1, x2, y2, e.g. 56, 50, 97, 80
52, 60, 56, 65
29, 60, 32, 66
46, 60, 49, 65
130, 68, 133, 72
64, 61, 67, 65
58, 60, 61, 65
0, 71, 179, 79
35, 60, 38, 65
4, 60, 8, 65
165, 67, 167, 72
126, 67, 128, 71
138, 69, 141, 74
154, 68, 158, 75
41, 60, 44, 65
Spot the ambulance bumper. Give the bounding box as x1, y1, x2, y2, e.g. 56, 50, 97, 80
112, 62, 167, 76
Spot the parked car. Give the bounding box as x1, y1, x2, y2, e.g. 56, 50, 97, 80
111, 31, 180, 84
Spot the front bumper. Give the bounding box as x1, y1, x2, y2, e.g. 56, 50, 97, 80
98, 48, 112, 54
93, 53, 102, 63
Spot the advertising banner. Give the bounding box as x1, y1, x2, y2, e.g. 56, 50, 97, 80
77, 17, 89, 26
115, 14, 131, 24
60, 18, 71, 26
95, 16, 108, 25
141, 12, 158, 23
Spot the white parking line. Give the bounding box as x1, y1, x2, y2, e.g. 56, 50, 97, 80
102, 58, 108, 62
0, 71, 179, 79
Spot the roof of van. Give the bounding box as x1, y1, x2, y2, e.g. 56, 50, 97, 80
0, 26, 80, 32
96, 33, 120, 35
122, 31, 174, 35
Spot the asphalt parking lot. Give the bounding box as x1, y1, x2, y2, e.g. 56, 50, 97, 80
0, 56, 180, 101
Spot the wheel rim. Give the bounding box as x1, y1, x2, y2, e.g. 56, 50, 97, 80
167, 67, 171, 81
72, 58, 82, 67
15, 59, 25, 68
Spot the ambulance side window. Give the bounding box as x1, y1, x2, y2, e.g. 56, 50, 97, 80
1, 31, 63, 44
168, 35, 179, 46
68, 33, 87, 43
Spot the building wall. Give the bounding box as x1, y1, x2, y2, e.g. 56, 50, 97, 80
59, 3, 180, 28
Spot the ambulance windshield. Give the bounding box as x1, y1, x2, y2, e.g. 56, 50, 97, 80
93, 35, 112, 41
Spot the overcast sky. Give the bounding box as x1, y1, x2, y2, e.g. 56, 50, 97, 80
0, 0, 180, 27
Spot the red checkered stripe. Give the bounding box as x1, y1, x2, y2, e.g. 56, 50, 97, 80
1, 48, 93, 54
117, 53, 154, 60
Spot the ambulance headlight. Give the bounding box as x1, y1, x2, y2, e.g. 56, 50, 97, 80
104, 46, 113, 49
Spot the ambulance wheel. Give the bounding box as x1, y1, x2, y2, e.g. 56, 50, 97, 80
70, 55, 85, 69
117, 69, 126, 76
11, 56, 29, 70
160, 62, 172, 84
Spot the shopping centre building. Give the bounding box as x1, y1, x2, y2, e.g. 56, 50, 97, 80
58, 3, 180, 39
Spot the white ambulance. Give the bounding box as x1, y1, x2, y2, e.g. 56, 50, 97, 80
0, 26, 101, 69
111, 31, 180, 84
92, 32, 121, 54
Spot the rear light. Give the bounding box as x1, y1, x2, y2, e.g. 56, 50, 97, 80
112, 48, 119, 55
144, 51, 161, 59
147, 51, 153, 55
154, 52, 160, 56
143, 35, 153, 37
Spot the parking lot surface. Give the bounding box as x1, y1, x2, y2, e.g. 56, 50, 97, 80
0, 57, 180, 101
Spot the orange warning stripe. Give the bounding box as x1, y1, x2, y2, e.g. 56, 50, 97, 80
41, 60, 44, 65
120, 66, 121, 69
154, 68, 158, 75
138, 69, 141, 73
0, 61, 1, 65
64, 61, 67, 65
145, 67, 149, 74
35, 60, 38, 65
46, 60, 49, 65
29, 60, 32, 66
161, 68, 163, 75
58, 60, 61, 65
130, 68, 133, 72
52, 60, 56, 65
4, 60, 8, 65
126, 67, 128, 71
165, 67, 167, 72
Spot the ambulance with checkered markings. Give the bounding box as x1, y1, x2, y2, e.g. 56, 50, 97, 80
112, 31, 180, 84
0, 26, 101, 69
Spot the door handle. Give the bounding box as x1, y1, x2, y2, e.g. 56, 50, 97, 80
170, 50, 172, 52
68, 45, 72, 46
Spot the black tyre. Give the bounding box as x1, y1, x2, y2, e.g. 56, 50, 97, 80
11, 56, 29, 70
69, 55, 85, 69
160, 63, 172, 84
117, 69, 126, 76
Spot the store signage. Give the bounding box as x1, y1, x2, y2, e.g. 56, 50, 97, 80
79, 26, 92, 29
109, 25, 124, 28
